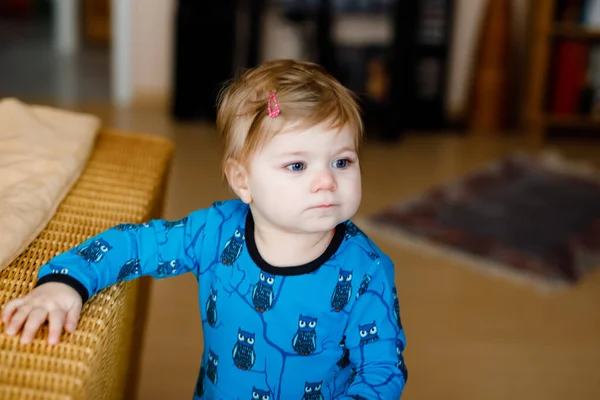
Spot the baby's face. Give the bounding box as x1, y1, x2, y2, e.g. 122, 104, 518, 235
246, 122, 362, 234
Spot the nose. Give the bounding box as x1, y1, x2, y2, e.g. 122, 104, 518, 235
310, 168, 337, 192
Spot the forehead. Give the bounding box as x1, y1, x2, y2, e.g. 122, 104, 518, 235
261, 122, 356, 153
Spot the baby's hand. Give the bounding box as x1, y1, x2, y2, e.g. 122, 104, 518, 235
1, 282, 83, 345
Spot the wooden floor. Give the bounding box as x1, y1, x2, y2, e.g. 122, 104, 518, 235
59, 104, 600, 399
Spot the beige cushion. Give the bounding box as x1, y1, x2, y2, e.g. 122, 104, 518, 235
0, 98, 100, 271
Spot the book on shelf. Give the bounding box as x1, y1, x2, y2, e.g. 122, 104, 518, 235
548, 39, 589, 115
546, 0, 600, 119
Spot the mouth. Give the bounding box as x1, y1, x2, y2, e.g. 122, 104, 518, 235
314, 204, 335, 209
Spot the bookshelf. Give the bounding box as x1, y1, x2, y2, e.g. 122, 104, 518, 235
525, 0, 600, 147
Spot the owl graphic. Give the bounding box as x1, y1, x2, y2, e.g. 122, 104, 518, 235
336, 335, 350, 369
194, 366, 205, 397
356, 274, 371, 299
117, 258, 141, 281
252, 271, 275, 312
232, 328, 256, 370
344, 221, 362, 240
392, 287, 403, 330
163, 217, 187, 230
206, 285, 218, 327
301, 381, 324, 400
251, 387, 271, 400
331, 269, 353, 311
221, 227, 245, 266
113, 223, 140, 231
157, 259, 184, 277
76, 238, 112, 263
359, 322, 379, 346
206, 349, 218, 385
292, 315, 317, 355
396, 339, 408, 382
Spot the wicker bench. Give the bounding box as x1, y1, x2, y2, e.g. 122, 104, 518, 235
0, 129, 174, 400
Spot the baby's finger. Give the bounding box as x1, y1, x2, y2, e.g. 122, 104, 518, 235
47, 309, 66, 345
20, 307, 48, 344
65, 305, 81, 333
2, 298, 25, 324
5, 304, 32, 336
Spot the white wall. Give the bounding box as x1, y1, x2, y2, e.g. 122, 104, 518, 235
446, 0, 490, 120
53, 0, 79, 54
131, 0, 175, 103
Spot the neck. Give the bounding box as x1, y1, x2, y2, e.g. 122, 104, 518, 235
251, 212, 335, 267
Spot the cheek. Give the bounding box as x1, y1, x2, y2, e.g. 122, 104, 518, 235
340, 172, 362, 210
253, 171, 296, 193
249, 170, 301, 206
340, 170, 362, 193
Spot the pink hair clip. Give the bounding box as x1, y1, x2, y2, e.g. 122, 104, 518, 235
267, 92, 280, 118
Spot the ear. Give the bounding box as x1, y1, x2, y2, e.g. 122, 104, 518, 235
225, 158, 252, 204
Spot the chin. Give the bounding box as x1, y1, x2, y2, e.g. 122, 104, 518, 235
302, 216, 346, 233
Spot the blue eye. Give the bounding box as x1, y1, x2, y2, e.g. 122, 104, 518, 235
333, 159, 349, 169
286, 162, 306, 172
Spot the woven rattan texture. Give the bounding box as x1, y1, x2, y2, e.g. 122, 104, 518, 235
0, 130, 174, 400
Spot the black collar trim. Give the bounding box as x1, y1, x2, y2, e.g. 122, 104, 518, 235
245, 210, 346, 276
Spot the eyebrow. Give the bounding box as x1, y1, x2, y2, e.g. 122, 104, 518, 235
278, 151, 309, 157
278, 147, 357, 157
336, 146, 358, 154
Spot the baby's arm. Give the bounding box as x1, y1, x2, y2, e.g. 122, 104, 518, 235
2, 209, 208, 345
339, 255, 408, 399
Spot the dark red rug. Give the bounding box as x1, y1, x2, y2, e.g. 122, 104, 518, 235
364, 152, 600, 289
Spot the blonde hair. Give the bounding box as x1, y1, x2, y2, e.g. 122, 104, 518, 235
217, 59, 364, 175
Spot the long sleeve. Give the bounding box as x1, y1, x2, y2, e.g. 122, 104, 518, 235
338, 255, 408, 399
35, 209, 208, 303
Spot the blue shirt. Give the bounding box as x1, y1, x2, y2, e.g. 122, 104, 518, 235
37, 199, 407, 399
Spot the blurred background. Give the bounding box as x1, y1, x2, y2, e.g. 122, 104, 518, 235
3, 0, 598, 140
0, 0, 535, 137
2, 0, 600, 399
